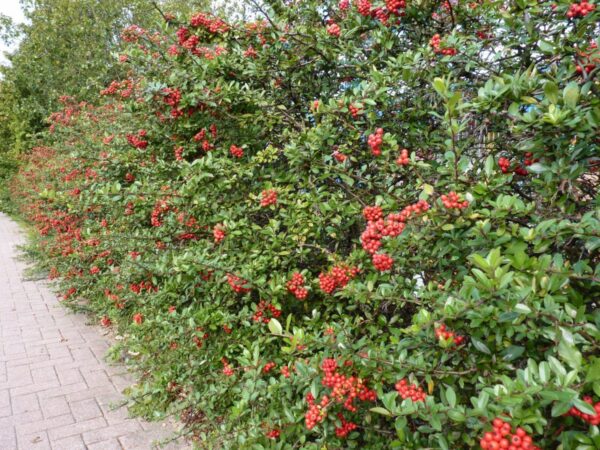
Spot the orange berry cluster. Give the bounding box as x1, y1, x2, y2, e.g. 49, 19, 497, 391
435, 324, 465, 346
367, 128, 384, 156
252, 300, 282, 324
480, 419, 540, 450
441, 191, 469, 209
287, 272, 308, 300
213, 224, 226, 243
318, 265, 360, 294
229, 144, 244, 158
566, 0, 595, 17
395, 378, 427, 402
260, 189, 277, 207
565, 396, 600, 425
396, 148, 410, 166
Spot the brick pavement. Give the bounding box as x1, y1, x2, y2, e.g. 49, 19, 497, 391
0, 213, 190, 450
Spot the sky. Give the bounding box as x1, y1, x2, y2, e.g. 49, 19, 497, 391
0, 0, 25, 66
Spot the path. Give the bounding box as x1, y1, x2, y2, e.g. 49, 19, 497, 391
0, 213, 188, 450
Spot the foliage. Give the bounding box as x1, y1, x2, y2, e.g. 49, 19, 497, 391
9, 0, 600, 448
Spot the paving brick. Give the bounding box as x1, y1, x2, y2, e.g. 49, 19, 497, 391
40, 396, 70, 419
16, 431, 51, 450
49, 434, 87, 450
11, 393, 40, 415
70, 398, 103, 422
82, 420, 141, 445
87, 438, 124, 450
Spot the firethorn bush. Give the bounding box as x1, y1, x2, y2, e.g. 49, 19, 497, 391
9, 0, 600, 448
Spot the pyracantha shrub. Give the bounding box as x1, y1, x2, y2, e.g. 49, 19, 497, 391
9, 0, 600, 448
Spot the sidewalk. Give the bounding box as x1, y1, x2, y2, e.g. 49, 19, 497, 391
0, 212, 188, 450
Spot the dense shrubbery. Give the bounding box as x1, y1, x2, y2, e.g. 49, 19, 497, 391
10, 0, 600, 448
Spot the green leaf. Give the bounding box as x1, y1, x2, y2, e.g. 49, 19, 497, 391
370, 407, 393, 417
446, 386, 457, 408
268, 318, 283, 335
558, 339, 582, 369
563, 82, 579, 108
501, 345, 525, 361
471, 337, 491, 354
573, 398, 596, 416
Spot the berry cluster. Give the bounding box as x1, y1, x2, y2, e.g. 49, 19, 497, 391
396, 148, 410, 166
357, 0, 372, 16
435, 324, 465, 346
372, 253, 394, 272
318, 264, 360, 294
124, 172, 135, 183
395, 379, 427, 402
100, 315, 111, 327
430, 34, 457, 56
441, 191, 469, 209
363, 205, 383, 222
126, 130, 148, 149
226, 273, 251, 294
335, 413, 357, 438
265, 428, 280, 439
360, 201, 430, 270
243, 46, 258, 58
229, 144, 244, 158
151, 200, 169, 227
174, 146, 184, 161
320, 358, 377, 412
305, 393, 329, 430
327, 23, 341, 37
263, 362, 276, 373
333, 150, 347, 162
480, 419, 540, 450
339, 0, 350, 10
162, 87, 182, 118
280, 366, 291, 378
221, 358, 234, 377
498, 157, 511, 173
566, 0, 595, 17
565, 396, 600, 425
349, 103, 362, 117
133, 312, 143, 325
229, 145, 244, 158
287, 272, 308, 300
523, 152, 538, 167
260, 189, 278, 207
252, 300, 282, 324
130, 280, 158, 294
213, 224, 226, 243
189, 12, 229, 34
386, 0, 406, 14
367, 128, 384, 156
